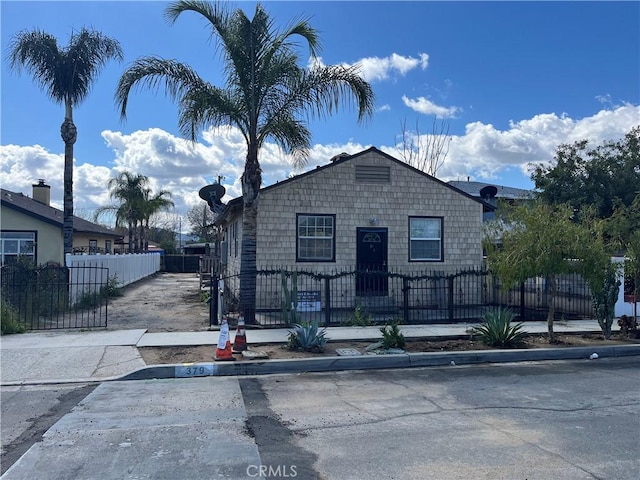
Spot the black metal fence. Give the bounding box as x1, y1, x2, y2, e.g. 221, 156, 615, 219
219, 267, 596, 327
1, 264, 109, 330
163, 254, 201, 273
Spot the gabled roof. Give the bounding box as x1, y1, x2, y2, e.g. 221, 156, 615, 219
1, 188, 122, 238
215, 147, 495, 225
447, 180, 534, 200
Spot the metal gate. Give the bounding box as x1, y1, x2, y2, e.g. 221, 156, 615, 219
1, 263, 109, 330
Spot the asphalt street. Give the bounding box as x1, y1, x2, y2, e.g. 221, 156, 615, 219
2, 357, 639, 480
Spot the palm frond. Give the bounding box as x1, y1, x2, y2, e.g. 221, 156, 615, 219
116, 57, 205, 120
8, 27, 122, 107
177, 83, 247, 141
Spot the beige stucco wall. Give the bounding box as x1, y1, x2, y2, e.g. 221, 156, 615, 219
1, 206, 64, 265
73, 232, 118, 253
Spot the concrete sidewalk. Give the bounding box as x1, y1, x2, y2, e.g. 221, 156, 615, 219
1, 320, 638, 386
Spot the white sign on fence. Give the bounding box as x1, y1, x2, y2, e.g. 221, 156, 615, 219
296, 290, 321, 312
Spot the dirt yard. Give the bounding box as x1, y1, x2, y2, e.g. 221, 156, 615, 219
139, 333, 639, 365
107, 272, 211, 332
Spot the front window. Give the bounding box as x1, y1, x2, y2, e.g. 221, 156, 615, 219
105, 240, 112, 254
409, 217, 443, 261
1, 231, 36, 265
297, 214, 335, 262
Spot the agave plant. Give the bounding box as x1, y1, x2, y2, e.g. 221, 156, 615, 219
287, 320, 328, 352
472, 307, 528, 348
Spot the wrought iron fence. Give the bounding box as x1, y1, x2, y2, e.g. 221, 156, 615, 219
1, 263, 109, 330
219, 267, 596, 328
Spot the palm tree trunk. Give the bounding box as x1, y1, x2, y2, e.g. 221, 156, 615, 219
240, 148, 262, 325
60, 106, 77, 261
545, 275, 557, 342
128, 221, 134, 254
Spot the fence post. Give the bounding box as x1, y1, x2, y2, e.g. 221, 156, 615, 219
324, 277, 331, 327
402, 277, 410, 324
520, 282, 526, 320
448, 276, 454, 322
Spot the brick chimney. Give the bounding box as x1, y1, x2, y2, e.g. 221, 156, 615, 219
32, 179, 51, 206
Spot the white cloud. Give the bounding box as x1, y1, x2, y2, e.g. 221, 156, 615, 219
434, 103, 640, 182
310, 53, 429, 83
402, 95, 462, 119
2, 105, 638, 222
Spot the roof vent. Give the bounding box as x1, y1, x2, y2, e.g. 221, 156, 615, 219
355, 165, 391, 184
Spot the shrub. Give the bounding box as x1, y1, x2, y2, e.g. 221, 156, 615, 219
1, 301, 28, 334
618, 315, 639, 338
287, 320, 327, 352
380, 322, 406, 350
105, 275, 123, 297
342, 305, 373, 326
472, 308, 527, 348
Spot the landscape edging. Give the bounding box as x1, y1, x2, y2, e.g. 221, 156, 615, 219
118, 344, 640, 381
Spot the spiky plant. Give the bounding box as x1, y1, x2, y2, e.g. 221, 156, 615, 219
472, 308, 527, 348
287, 320, 327, 352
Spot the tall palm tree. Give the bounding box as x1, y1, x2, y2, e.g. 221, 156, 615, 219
115, 0, 375, 323
8, 28, 123, 259
140, 188, 175, 252
95, 172, 148, 253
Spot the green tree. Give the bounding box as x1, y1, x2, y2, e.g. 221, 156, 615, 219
115, 1, 375, 323
8, 28, 123, 257
485, 201, 595, 341
140, 188, 174, 252
531, 127, 640, 222
576, 211, 621, 339
95, 172, 148, 253
607, 195, 640, 319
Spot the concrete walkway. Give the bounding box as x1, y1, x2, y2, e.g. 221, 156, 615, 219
1, 320, 638, 386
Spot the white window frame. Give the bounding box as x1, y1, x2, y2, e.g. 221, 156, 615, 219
1, 231, 36, 265
409, 217, 443, 261
297, 214, 335, 262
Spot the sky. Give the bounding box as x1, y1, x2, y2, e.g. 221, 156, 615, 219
1, 0, 639, 229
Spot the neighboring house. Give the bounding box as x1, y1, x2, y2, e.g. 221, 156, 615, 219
1, 180, 122, 266
447, 180, 534, 221
215, 147, 494, 304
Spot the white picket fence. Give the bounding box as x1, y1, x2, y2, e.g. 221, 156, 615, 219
65, 253, 161, 287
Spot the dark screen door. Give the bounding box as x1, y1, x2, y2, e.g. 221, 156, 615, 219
356, 228, 388, 296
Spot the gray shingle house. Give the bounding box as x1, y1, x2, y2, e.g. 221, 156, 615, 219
215, 148, 492, 298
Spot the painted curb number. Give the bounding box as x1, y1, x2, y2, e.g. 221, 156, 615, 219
175, 364, 216, 378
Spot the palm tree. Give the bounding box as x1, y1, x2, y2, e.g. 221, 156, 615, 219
8, 28, 123, 258
95, 172, 148, 253
140, 188, 175, 251
115, 1, 375, 323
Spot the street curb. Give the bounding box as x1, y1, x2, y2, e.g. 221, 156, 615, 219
118, 344, 640, 381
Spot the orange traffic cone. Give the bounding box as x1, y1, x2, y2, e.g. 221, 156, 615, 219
233, 317, 248, 353
215, 318, 235, 361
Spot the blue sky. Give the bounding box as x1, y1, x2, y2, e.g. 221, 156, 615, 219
1, 1, 639, 225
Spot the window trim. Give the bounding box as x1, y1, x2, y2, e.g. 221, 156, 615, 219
408, 216, 444, 262
1, 230, 37, 265
296, 213, 336, 262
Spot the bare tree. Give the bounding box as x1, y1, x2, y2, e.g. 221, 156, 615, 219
186, 204, 216, 243
395, 117, 451, 177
